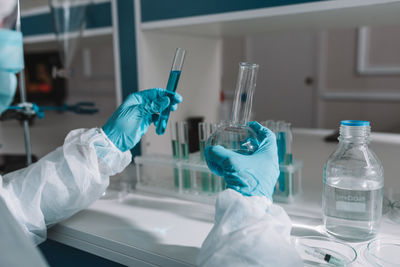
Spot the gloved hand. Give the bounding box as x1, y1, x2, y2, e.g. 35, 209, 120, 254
205, 121, 279, 199
103, 88, 182, 152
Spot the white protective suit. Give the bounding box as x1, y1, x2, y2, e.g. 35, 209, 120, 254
0, 196, 49, 266
0, 0, 301, 265
198, 189, 303, 266
0, 128, 131, 266
0, 128, 301, 266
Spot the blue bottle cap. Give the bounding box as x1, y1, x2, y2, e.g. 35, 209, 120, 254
341, 120, 370, 126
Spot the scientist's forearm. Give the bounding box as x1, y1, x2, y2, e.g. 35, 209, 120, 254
198, 189, 302, 267
0, 128, 131, 244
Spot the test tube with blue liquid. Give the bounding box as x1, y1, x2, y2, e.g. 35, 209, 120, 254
209, 123, 226, 191
276, 121, 294, 196
199, 122, 210, 191
276, 121, 287, 193
179, 121, 191, 189
156, 48, 186, 135
284, 123, 293, 165
171, 122, 180, 187
284, 123, 293, 195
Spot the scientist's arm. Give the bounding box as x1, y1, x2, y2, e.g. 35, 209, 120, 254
0, 88, 182, 244
198, 122, 302, 267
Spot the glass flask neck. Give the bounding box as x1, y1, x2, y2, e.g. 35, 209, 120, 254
339, 125, 371, 144
231, 62, 259, 125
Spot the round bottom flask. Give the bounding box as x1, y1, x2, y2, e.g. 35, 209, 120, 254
207, 124, 259, 155
208, 62, 260, 155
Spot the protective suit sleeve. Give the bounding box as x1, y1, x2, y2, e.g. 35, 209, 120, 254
0, 197, 48, 267
0, 128, 132, 245
197, 189, 302, 267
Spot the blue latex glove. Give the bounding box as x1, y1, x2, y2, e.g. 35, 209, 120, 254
103, 88, 182, 152
205, 122, 279, 199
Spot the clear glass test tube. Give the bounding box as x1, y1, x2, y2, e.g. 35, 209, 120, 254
179, 121, 189, 159
263, 120, 273, 131
199, 122, 210, 192
171, 121, 180, 159
276, 121, 286, 163
199, 122, 208, 161
285, 122, 294, 196
231, 62, 259, 126
171, 47, 186, 73
178, 121, 191, 189
285, 122, 293, 156
166, 48, 185, 94
269, 121, 276, 133
156, 48, 186, 135
171, 121, 180, 188
209, 123, 218, 136
208, 122, 225, 192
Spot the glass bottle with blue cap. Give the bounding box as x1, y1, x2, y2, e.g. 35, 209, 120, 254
322, 120, 384, 241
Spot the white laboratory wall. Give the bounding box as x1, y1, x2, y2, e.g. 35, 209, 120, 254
319, 27, 400, 132
219, 26, 400, 132
139, 32, 222, 155
220, 31, 318, 127
220, 37, 246, 92
245, 31, 318, 127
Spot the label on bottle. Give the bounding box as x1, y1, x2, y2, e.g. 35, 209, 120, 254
324, 184, 383, 221
336, 200, 366, 212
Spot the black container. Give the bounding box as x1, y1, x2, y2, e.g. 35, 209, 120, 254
187, 116, 204, 153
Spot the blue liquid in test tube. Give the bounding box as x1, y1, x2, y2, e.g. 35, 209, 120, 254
156, 48, 186, 135
277, 130, 287, 192
167, 70, 181, 92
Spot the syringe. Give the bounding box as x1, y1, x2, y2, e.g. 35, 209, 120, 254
301, 245, 346, 266
155, 48, 186, 135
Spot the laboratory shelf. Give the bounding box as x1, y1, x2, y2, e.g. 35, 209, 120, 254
140, 0, 400, 36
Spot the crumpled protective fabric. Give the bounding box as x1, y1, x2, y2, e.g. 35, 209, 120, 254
0, 128, 131, 244
205, 122, 279, 199
0, 197, 48, 267
198, 189, 302, 267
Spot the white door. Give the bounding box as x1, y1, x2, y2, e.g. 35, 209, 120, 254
246, 30, 317, 128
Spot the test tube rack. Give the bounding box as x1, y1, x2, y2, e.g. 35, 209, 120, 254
135, 153, 302, 204
134, 153, 225, 205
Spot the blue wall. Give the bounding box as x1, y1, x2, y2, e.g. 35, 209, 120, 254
115, 0, 141, 156
141, 0, 328, 22
22, 2, 112, 36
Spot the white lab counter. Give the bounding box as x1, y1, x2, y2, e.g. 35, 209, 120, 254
47, 129, 400, 266
48, 192, 214, 267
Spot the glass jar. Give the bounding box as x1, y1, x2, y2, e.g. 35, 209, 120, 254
322, 120, 384, 241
